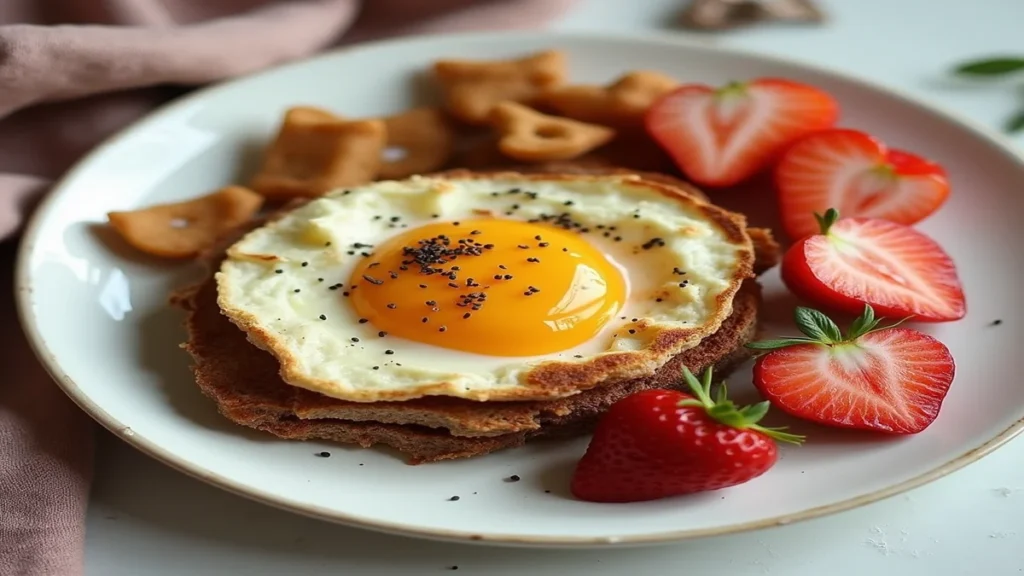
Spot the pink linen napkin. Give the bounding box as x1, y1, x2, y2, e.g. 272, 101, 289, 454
0, 1, 576, 574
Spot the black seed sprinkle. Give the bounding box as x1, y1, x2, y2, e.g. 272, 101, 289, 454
316, 451, 331, 458
317, 278, 324, 282
319, 314, 327, 320
518, 244, 529, 249
448, 496, 460, 501
275, 269, 283, 274
342, 291, 350, 297
378, 331, 387, 337
614, 236, 623, 242
372, 366, 380, 370
439, 326, 447, 332
351, 337, 360, 343
301, 261, 309, 267
673, 267, 687, 275
498, 264, 507, 270
373, 215, 382, 221
390, 216, 400, 222
991, 319, 1003, 326
361, 252, 371, 257
538, 242, 549, 247
347, 251, 356, 255
420, 284, 428, 289
534, 235, 543, 241
431, 213, 440, 218
463, 313, 471, 319
564, 200, 574, 206
656, 298, 663, 302
293, 289, 300, 293
385, 350, 395, 355
426, 300, 437, 306
562, 247, 568, 252
679, 282, 689, 288
362, 275, 384, 285
422, 317, 429, 323
448, 282, 459, 288
641, 237, 666, 250
503, 274, 513, 280
628, 329, 636, 334
325, 242, 332, 247
526, 257, 540, 263
494, 274, 503, 280
453, 221, 460, 226
387, 303, 397, 309
573, 354, 583, 358
506, 475, 521, 482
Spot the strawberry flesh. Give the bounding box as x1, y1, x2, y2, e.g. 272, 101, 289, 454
749, 307, 955, 434
776, 129, 949, 240
781, 213, 966, 322
646, 78, 839, 188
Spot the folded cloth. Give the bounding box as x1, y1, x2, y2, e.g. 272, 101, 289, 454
0, 1, 576, 574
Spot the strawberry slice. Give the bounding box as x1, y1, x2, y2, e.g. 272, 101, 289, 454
645, 78, 839, 187
775, 129, 950, 240
570, 366, 803, 503
749, 305, 955, 434
781, 208, 966, 322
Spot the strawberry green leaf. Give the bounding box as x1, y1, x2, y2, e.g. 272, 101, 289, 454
1005, 109, 1024, 134
794, 306, 842, 343
678, 366, 805, 445
954, 57, 1024, 76
846, 304, 881, 340
813, 208, 840, 235
745, 338, 821, 350
739, 401, 770, 424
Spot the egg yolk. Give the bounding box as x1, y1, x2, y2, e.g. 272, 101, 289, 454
348, 219, 626, 356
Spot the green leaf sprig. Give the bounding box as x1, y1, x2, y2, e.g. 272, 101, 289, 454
952, 56, 1024, 134
746, 304, 906, 352
678, 366, 804, 445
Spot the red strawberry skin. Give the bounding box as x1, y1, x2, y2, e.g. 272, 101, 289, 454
776, 129, 950, 240
645, 78, 839, 188
752, 328, 955, 434
570, 389, 779, 503
781, 217, 966, 322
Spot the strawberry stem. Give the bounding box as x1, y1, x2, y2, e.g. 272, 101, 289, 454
679, 366, 804, 445
814, 208, 841, 235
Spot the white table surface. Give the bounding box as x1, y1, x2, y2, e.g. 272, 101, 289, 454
85, 0, 1024, 574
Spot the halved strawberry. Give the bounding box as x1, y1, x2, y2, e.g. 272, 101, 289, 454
570, 366, 802, 503
775, 128, 950, 240
781, 208, 966, 322
645, 78, 839, 187
749, 305, 955, 434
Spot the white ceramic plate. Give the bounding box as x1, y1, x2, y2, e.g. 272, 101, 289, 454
16, 31, 1024, 547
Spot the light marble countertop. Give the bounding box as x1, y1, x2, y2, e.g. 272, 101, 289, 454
86, 0, 1024, 574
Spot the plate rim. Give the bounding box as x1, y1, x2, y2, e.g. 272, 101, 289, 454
14, 29, 1024, 548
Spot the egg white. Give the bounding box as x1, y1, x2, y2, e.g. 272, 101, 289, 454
215, 175, 750, 402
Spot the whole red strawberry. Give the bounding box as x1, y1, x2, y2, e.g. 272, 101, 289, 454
570, 367, 803, 503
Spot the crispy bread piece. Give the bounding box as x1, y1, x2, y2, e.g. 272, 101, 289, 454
175, 272, 759, 463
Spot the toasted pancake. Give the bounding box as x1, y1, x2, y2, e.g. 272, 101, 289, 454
173, 169, 777, 463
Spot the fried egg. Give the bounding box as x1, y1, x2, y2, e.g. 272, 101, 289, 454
215, 173, 754, 402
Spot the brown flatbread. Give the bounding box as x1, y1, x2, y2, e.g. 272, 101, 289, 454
173, 168, 777, 463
